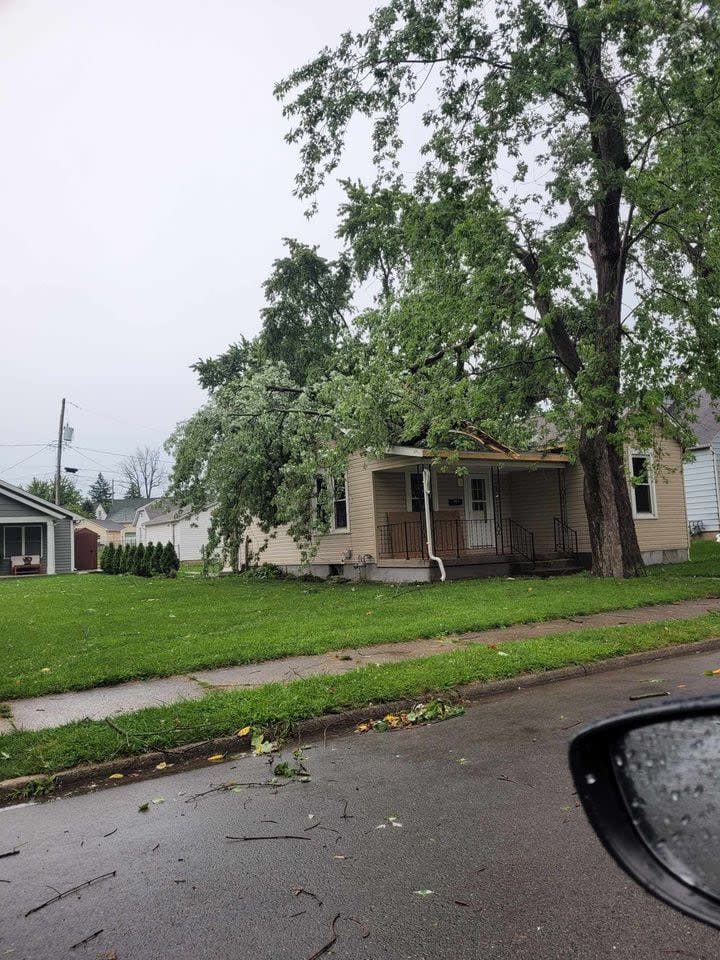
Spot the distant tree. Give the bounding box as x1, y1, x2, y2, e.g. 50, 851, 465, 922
124, 480, 141, 498
119, 447, 166, 499
26, 476, 88, 515
89, 473, 113, 509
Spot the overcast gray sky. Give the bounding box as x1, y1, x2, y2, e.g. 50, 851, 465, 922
0, 0, 379, 494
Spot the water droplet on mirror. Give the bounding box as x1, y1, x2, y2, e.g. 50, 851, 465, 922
585, 773, 596, 785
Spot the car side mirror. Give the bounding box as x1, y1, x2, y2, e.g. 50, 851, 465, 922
569, 696, 720, 930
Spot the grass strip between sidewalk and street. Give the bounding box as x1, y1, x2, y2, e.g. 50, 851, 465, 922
2, 554, 720, 700
2, 613, 720, 784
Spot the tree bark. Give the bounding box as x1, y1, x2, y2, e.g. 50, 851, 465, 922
578, 427, 645, 577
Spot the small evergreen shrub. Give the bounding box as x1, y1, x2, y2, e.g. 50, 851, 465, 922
152, 541, 164, 573
133, 543, 146, 576
161, 542, 180, 575
100, 543, 114, 573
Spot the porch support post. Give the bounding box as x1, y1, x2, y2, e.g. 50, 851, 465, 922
46, 520, 56, 575
493, 466, 504, 555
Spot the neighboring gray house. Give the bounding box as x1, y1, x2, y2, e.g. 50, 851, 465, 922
0, 479, 77, 575
684, 392, 720, 538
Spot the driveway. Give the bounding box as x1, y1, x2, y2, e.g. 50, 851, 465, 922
2, 649, 720, 959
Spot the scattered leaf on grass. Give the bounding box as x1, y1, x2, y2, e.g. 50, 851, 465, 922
155, 762, 169, 770
207, 754, 225, 762
40, 668, 50, 674
496, 651, 510, 657
236, 726, 252, 738
108, 773, 124, 780
138, 803, 150, 813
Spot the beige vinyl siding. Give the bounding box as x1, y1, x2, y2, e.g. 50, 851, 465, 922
507, 469, 563, 553
633, 437, 689, 553
564, 465, 592, 552
561, 437, 689, 556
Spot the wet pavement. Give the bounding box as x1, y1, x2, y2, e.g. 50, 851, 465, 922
2, 647, 720, 959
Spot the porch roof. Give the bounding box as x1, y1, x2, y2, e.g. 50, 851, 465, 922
377, 445, 570, 467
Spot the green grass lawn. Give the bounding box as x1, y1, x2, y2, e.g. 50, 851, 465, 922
2, 613, 719, 784
1, 542, 719, 701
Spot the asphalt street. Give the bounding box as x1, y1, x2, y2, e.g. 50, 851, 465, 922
2, 648, 720, 960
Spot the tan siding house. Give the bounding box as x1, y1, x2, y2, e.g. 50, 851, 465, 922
242, 438, 689, 582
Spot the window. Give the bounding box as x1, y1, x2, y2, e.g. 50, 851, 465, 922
470, 477, 488, 518
315, 476, 328, 524
332, 477, 349, 531
408, 472, 424, 512
124, 532, 136, 545
630, 452, 656, 517
314, 476, 349, 531
3, 525, 42, 557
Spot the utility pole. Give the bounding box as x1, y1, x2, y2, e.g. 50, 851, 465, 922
55, 397, 66, 505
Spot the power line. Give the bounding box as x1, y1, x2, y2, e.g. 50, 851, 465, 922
2, 444, 56, 474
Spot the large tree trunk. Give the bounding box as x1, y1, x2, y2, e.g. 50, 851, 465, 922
578, 427, 645, 577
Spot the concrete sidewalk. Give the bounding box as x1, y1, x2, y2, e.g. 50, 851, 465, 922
3, 596, 720, 733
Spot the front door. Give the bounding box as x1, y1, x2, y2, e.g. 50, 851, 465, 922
464, 472, 495, 548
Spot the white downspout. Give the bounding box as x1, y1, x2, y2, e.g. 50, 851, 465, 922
423, 467, 446, 582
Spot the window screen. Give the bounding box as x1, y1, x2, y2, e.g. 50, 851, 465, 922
631, 455, 653, 514
333, 478, 348, 530
409, 472, 425, 512
3, 527, 22, 557
25, 526, 42, 555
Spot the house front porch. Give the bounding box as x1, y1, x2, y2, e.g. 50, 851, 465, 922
370, 451, 588, 580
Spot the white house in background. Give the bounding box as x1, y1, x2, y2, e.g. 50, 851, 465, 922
684, 391, 720, 538
136, 505, 214, 561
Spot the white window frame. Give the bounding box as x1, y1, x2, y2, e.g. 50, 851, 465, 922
405, 468, 439, 513
330, 475, 350, 533
629, 450, 657, 519
313, 474, 351, 533
2, 524, 43, 557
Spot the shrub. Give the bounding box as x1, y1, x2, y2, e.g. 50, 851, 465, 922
100, 543, 114, 573
119, 544, 130, 574
126, 544, 137, 574
152, 541, 164, 574
161, 541, 180, 575
133, 543, 146, 576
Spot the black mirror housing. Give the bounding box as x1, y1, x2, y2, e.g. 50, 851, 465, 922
570, 695, 720, 930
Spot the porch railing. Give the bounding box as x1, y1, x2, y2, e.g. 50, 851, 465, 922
553, 516, 579, 556
376, 516, 535, 562
506, 518, 535, 563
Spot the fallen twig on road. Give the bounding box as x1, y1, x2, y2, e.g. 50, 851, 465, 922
25, 871, 116, 917
0, 849, 19, 859
306, 913, 341, 960
70, 929, 103, 950
226, 835, 310, 842
185, 781, 291, 802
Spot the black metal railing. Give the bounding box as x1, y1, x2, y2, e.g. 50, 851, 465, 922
376, 516, 535, 562
553, 516, 579, 556
376, 517, 497, 560
506, 518, 535, 562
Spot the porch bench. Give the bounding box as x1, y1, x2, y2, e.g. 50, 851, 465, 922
10, 554, 42, 575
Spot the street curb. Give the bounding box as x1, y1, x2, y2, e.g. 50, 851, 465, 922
2, 635, 720, 806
